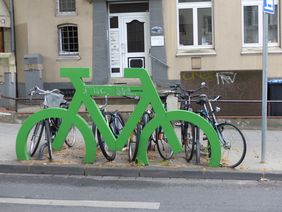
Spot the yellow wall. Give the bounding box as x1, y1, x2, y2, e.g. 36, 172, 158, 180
14, 0, 93, 83
13, 0, 282, 84
163, 0, 282, 80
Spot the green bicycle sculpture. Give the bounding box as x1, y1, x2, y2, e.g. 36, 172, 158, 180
16, 68, 221, 167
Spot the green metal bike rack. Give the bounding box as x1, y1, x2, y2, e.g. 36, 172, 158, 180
16, 67, 221, 167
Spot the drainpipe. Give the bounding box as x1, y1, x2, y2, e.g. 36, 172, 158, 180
9, 0, 17, 111
9, 0, 15, 53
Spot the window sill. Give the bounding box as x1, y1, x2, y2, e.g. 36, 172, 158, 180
176, 48, 216, 56
56, 12, 77, 17
56, 55, 81, 61
241, 47, 282, 55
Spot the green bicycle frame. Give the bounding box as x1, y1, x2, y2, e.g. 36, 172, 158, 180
16, 68, 221, 167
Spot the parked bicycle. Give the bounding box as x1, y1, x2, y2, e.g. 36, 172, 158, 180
196, 94, 247, 168
128, 94, 172, 162
16, 68, 221, 167
27, 86, 76, 160
128, 90, 183, 162
170, 82, 207, 163
154, 92, 175, 160
127, 120, 141, 162
141, 105, 156, 152
92, 96, 134, 161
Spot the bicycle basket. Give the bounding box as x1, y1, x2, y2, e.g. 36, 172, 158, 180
46, 93, 64, 107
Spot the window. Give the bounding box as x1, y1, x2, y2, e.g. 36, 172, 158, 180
56, 0, 76, 15
177, 0, 213, 49
109, 3, 149, 13
242, 0, 279, 47
127, 20, 145, 53
58, 24, 79, 56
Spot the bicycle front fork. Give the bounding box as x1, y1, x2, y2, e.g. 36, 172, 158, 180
38, 119, 53, 160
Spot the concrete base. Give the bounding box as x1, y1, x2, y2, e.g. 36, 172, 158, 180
0, 72, 16, 110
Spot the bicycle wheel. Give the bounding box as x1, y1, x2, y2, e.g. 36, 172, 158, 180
181, 121, 195, 162
156, 127, 173, 160
28, 121, 44, 157
97, 112, 116, 161
216, 123, 246, 168
65, 125, 77, 147
38, 119, 53, 160
142, 113, 152, 150
54, 118, 77, 147
128, 124, 140, 162
112, 112, 125, 136
112, 111, 126, 151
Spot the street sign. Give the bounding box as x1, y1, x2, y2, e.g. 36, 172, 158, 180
264, 0, 275, 14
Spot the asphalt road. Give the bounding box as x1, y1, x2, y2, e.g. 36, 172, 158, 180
1, 173, 282, 212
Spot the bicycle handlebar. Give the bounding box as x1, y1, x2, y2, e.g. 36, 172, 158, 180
195, 94, 223, 106
98, 96, 109, 111
29, 86, 61, 97
170, 82, 207, 99
123, 95, 140, 100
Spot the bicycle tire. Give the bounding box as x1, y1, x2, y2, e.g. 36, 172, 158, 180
181, 121, 195, 162
195, 127, 201, 164
38, 142, 48, 160
142, 113, 152, 150
49, 118, 59, 137
45, 119, 53, 160
16, 108, 96, 164
65, 125, 77, 147
113, 112, 125, 136
136, 110, 221, 167
140, 112, 157, 151
216, 123, 247, 168
156, 127, 173, 160
54, 118, 77, 147
38, 119, 53, 160
128, 124, 140, 162
29, 121, 44, 157
97, 112, 116, 161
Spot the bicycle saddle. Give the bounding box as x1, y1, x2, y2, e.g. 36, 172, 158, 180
196, 94, 208, 105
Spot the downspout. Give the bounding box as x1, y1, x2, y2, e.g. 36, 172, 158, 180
9, 0, 15, 53
9, 0, 17, 111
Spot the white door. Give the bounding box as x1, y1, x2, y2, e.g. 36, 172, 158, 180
109, 13, 150, 77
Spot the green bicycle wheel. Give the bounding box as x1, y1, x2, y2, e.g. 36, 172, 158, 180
16, 108, 96, 164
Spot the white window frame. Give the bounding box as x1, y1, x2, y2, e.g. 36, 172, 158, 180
58, 24, 79, 56
56, 0, 77, 16
177, 0, 213, 50
242, 0, 279, 48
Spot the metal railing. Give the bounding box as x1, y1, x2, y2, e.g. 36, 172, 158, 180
1, 93, 282, 116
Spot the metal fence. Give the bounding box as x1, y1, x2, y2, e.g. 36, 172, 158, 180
1, 92, 282, 117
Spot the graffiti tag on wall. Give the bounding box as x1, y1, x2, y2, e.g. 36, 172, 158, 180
181, 72, 214, 82
216, 72, 237, 85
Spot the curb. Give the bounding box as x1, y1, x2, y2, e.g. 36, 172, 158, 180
1, 163, 281, 181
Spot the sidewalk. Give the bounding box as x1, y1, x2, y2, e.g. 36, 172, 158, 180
1, 103, 282, 180
1, 119, 282, 181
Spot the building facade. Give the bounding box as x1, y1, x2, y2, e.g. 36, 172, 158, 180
0, 0, 16, 109
7, 0, 282, 114
14, 0, 93, 96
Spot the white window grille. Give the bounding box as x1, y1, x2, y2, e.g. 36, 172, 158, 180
58, 24, 79, 56
56, 0, 76, 16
